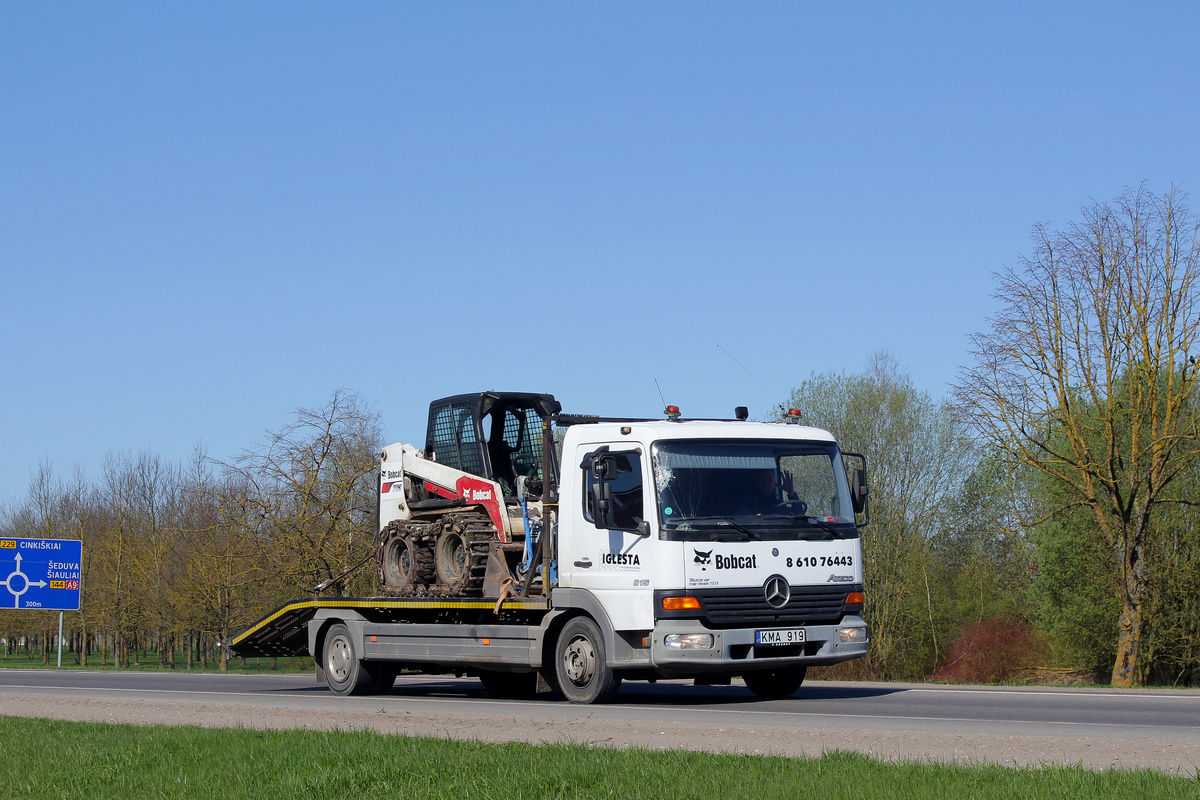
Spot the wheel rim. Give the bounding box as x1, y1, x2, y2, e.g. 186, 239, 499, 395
439, 532, 466, 582
562, 634, 596, 687
383, 539, 404, 584
398, 545, 413, 580
327, 635, 352, 683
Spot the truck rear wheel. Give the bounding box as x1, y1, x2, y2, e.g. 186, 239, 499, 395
323, 623, 375, 696
372, 665, 398, 694
555, 617, 621, 704
742, 667, 807, 699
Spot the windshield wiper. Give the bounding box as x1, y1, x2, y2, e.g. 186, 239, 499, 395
759, 514, 843, 539
672, 516, 761, 540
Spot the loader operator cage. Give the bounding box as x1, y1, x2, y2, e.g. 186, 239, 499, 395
426, 392, 559, 498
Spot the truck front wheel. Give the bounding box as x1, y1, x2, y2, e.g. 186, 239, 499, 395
555, 617, 621, 704
323, 623, 376, 696
743, 666, 807, 699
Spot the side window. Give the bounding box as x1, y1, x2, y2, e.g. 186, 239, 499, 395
583, 451, 644, 530
779, 453, 838, 517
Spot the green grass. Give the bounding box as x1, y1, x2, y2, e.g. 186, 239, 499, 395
2, 717, 1196, 800
0, 649, 312, 673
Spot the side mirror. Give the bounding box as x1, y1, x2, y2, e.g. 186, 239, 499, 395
582, 448, 619, 529
851, 468, 869, 513
581, 447, 644, 532
843, 452, 870, 526
590, 469, 615, 526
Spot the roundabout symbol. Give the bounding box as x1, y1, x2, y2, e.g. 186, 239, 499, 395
2, 553, 47, 608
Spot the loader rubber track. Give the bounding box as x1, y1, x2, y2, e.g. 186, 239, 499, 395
377, 520, 437, 596
432, 511, 495, 596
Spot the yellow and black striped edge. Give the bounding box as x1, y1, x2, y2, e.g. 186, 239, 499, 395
230, 596, 551, 647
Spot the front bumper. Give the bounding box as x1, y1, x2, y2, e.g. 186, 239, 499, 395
648, 616, 868, 676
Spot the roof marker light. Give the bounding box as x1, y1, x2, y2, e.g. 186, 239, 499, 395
665, 405, 681, 421
785, 408, 802, 424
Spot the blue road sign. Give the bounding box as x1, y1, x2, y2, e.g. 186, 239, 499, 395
0, 538, 82, 611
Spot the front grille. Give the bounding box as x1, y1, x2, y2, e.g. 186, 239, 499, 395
657, 584, 858, 629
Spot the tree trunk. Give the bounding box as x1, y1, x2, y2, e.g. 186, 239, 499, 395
1110, 536, 1148, 687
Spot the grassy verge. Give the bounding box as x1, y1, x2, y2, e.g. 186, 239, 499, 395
3, 717, 1196, 800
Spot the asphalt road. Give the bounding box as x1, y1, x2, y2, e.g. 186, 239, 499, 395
2, 668, 1197, 744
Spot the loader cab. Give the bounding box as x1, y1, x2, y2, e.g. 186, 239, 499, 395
425, 392, 561, 498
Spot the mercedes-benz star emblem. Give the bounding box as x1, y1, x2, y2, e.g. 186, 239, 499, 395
764, 575, 790, 608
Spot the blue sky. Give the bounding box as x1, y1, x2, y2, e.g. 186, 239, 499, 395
2, 3, 1198, 503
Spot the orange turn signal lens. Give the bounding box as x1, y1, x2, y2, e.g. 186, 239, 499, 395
661, 596, 701, 611
846, 591, 864, 605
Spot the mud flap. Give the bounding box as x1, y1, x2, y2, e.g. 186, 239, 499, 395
536, 669, 558, 695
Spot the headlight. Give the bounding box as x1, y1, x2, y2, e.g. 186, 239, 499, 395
664, 633, 714, 650
838, 627, 867, 643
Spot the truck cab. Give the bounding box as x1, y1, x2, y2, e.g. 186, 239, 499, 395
551, 416, 869, 701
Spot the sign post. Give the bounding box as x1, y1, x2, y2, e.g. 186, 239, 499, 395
0, 538, 83, 668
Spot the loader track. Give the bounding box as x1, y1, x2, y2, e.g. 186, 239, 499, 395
377, 520, 437, 596
431, 511, 495, 596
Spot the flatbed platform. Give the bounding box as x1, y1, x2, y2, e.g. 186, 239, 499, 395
228, 596, 552, 658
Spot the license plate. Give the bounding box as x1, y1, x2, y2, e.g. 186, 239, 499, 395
755, 628, 806, 645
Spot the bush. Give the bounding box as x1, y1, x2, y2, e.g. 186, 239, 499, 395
931, 618, 1039, 684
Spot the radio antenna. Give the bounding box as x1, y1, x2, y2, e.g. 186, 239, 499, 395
654, 378, 667, 408
717, 344, 767, 389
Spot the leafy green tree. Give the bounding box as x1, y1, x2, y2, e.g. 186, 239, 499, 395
933, 455, 1035, 634
787, 353, 976, 678
956, 186, 1200, 686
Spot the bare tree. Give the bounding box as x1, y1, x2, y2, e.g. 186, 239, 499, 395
223, 390, 381, 595
955, 185, 1200, 686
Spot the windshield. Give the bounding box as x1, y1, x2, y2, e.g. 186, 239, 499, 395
652, 440, 857, 539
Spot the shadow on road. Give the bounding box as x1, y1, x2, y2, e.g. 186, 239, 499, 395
319, 676, 912, 706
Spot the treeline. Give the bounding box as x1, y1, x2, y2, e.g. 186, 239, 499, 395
4, 361, 1198, 683
789, 355, 1200, 686
2, 368, 1198, 683
0, 390, 380, 671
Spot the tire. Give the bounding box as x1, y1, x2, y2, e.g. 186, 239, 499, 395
378, 521, 434, 594
431, 513, 492, 595
477, 669, 537, 697
322, 623, 376, 696
743, 666, 807, 699
434, 527, 470, 588
372, 665, 398, 694
554, 617, 622, 704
